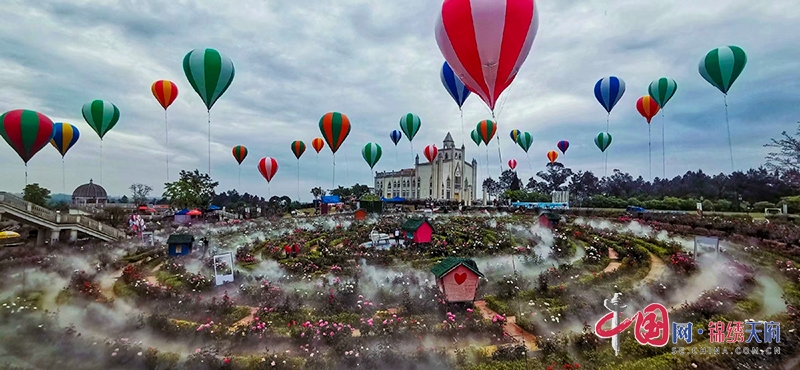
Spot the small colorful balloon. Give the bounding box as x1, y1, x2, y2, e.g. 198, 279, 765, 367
440, 61, 471, 108
82, 100, 120, 139
595, 132, 612, 152
424, 144, 438, 163
510, 129, 521, 144
517, 132, 533, 153
699, 46, 747, 95
151, 80, 179, 110
311, 137, 325, 153
290, 140, 306, 159
470, 130, 482, 146
594, 76, 626, 113
557, 140, 569, 154
636, 96, 660, 124
50, 123, 80, 158
258, 157, 278, 183
232, 145, 248, 164
390, 130, 403, 145
399, 113, 421, 142
0, 109, 55, 164
319, 112, 351, 154
476, 120, 497, 145
547, 150, 558, 163
508, 159, 517, 170
362, 142, 383, 169
648, 77, 677, 108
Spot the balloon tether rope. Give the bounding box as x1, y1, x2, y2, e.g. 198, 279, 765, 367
661, 111, 666, 179
165, 110, 170, 182
724, 94, 734, 172
207, 110, 212, 176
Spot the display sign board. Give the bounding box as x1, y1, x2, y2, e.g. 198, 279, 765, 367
213, 252, 234, 286
693, 236, 720, 260
141, 232, 154, 246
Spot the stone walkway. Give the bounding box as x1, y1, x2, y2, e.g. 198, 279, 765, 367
474, 300, 538, 351
641, 252, 666, 284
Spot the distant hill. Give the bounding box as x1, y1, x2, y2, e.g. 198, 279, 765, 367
50, 193, 71, 203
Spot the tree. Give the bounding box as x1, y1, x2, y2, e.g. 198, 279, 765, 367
130, 183, 153, 205
310, 187, 325, 199
329, 186, 353, 198
351, 184, 370, 199
163, 170, 219, 209
765, 123, 800, 190
23, 183, 51, 207
119, 195, 129, 203
482, 178, 502, 198
535, 162, 573, 194
499, 170, 522, 192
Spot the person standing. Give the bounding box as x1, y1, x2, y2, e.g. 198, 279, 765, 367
394, 229, 401, 245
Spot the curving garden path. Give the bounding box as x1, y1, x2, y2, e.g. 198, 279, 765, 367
473, 300, 538, 351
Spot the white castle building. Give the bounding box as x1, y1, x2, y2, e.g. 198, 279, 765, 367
374, 133, 478, 203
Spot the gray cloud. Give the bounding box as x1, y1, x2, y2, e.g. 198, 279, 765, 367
0, 0, 799, 200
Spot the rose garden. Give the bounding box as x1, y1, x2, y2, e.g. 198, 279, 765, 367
1, 210, 799, 370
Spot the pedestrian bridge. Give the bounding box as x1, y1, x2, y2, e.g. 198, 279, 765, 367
0, 192, 126, 245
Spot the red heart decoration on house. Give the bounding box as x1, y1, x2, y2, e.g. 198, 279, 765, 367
454, 273, 467, 285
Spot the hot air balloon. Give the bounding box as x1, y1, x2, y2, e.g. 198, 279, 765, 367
319, 112, 351, 187
699, 46, 747, 95
258, 157, 278, 185
319, 112, 351, 154
232, 145, 248, 187
470, 130, 482, 146
291, 141, 306, 159
699, 46, 747, 172
0, 109, 55, 184
557, 140, 569, 155
595, 132, 612, 153
362, 142, 382, 169
311, 138, 325, 153
517, 132, 533, 153
476, 120, 497, 145
440, 61, 470, 108
232, 145, 248, 165
636, 96, 660, 124
424, 145, 438, 163
390, 130, 403, 145
547, 150, 558, 164
435, 0, 539, 112
510, 129, 521, 144
152, 79, 179, 181
399, 113, 421, 142
50, 123, 80, 190
648, 77, 677, 179
508, 159, 517, 170
637, 96, 660, 181
594, 76, 626, 114
81, 100, 120, 184
183, 48, 235, 175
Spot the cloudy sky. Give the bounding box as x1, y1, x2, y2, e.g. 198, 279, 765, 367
1, 0, 799, 201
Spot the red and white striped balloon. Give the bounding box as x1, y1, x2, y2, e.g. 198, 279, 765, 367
508, 159, 517, 170
258, 157, 278, 183
435, 0, 540, 111
424, 144, 438, 163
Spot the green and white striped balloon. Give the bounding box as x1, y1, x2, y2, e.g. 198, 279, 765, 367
595, 132, 612, 152
183, 48, 235, 110
516, 132, 533, 153
399, 113, 421, 142
81, 100, 120, 139
698, 46, 747, 95
362, 142, 382, 169
648, 77, 678, 108
470, 129, 482, 146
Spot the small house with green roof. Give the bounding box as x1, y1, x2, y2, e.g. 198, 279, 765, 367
430, 257, 484, 303
401, 218, 434, 243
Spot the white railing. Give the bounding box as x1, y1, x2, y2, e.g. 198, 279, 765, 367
0, 192, 124, 239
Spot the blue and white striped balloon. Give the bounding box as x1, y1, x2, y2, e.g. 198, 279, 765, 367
594, 76, 626, 113
390, 130, 403, 146
440, 61, 471, 108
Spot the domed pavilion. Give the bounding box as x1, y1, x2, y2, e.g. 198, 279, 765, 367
72, 179, 108, 206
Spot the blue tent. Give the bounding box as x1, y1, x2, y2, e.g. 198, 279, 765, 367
175, 208, 190, 215
208, 205, 221, 211
321, 195, 341, 204
381, 196, 405, 203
